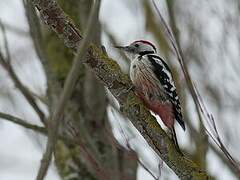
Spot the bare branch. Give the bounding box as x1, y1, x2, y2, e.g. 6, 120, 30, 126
0, 111, 111, 179
36, 0, 101, 179
195, 87, 240, 175
0, 21, 11, 62
112, 107, 159, 180
66, 121, 111, 180
138, 159, 159, 180
0, 112, 46, 133
152, 0, 240, 176
23, 0, 57, 111
0, 55, 46, 125
86, 44, 208, 179
0, 23, 46, 125
31, 0, 209, 178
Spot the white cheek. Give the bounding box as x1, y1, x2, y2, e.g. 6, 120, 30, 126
125, 52, 136, 60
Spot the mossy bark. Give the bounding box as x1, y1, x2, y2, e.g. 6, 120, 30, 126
40, 0, 138, 179
86, 45, 210, 179
32, 0, 210, 179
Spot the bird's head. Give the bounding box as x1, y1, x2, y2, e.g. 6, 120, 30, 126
115, 40, 157, 58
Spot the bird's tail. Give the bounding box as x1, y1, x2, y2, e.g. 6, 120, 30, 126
171, 127, 183, 155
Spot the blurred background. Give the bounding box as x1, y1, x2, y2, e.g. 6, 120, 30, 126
0, 0, 239, 179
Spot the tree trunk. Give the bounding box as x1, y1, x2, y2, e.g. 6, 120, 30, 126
40, 0, 138, 179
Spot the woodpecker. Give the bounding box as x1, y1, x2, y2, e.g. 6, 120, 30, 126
115, 40, 185, 152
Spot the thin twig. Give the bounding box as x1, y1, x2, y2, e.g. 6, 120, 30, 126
111, 107, 159, 180
0, 53, 46, 125
0, 54, 47, 125
0, 22, 46, 126
31, 0, 210, 178
0, 112, 46, 133
0, 113, 110, 178
0, 21, 11, 62
23, 0, 57, 112
184, 112, 239, 175
152, 0, 240, 176
138, 159, 158, 180
36, 1, 101, 179
66, 121, 110, 180
0, 111, 87, 147
195, 86, 240, 174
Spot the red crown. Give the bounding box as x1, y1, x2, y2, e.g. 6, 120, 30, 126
133, 40, 156, 52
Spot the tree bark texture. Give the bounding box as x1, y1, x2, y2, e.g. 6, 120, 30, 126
31, 0, 138, 179
31, 0, 210, 179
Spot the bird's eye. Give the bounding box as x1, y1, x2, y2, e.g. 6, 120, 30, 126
134, 44, 139, 47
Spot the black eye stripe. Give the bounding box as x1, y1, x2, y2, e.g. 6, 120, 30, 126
134, 44, 139, 47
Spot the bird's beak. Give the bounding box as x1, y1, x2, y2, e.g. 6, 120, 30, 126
114, 46, 133, 52
114, 46, 126, 49
114, 46, 128, 50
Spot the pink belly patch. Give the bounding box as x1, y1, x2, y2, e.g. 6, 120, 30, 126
136, 92, 175, 129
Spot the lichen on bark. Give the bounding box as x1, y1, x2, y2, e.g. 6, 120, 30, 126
85, 44, 210, 179
31, 0, 209, 178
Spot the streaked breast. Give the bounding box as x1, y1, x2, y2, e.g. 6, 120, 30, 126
130, 57, 166, 101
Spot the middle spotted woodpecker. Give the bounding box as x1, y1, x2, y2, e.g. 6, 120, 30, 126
115, 40, 185, 152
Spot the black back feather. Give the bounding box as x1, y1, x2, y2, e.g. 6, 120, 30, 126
147, 55, 185, 130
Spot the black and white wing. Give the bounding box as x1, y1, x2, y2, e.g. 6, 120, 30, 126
148, 54, 185, 130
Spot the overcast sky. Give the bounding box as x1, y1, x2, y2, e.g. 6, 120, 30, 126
0, 0, 239, 180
